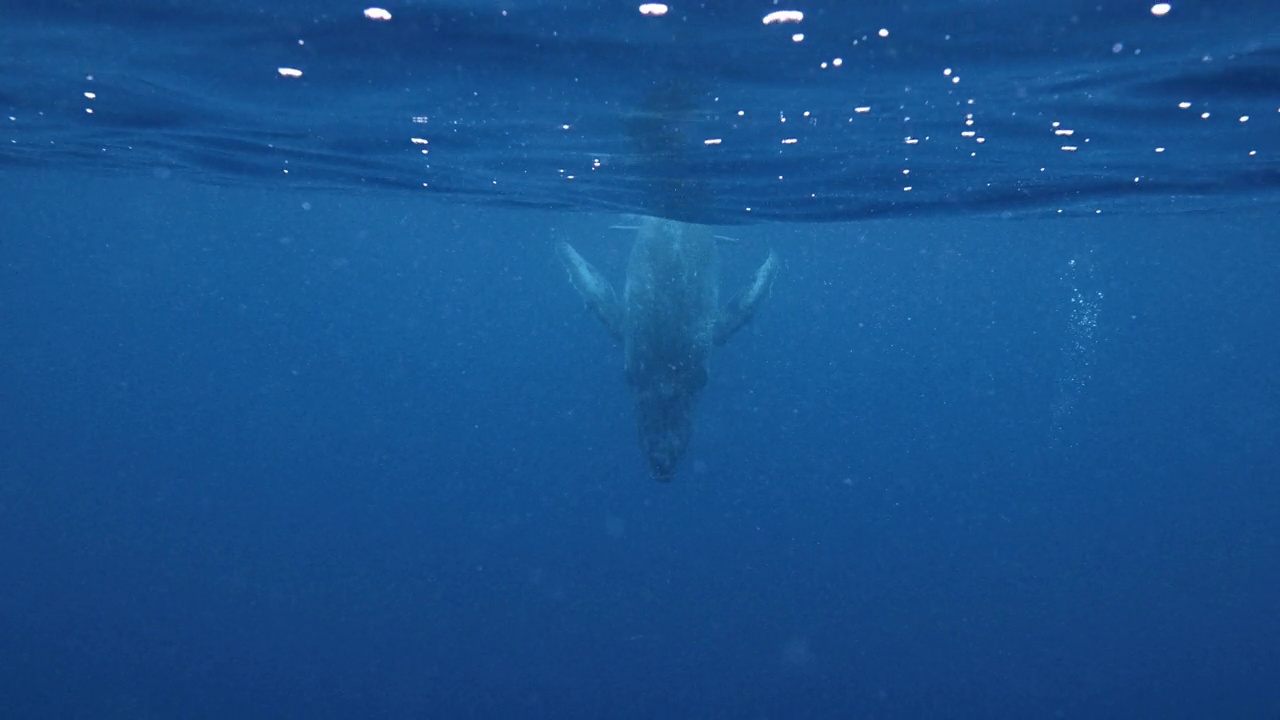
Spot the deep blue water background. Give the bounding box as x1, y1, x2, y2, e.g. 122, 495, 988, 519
3, 177, 1277, 718
3, 1, 1280, 718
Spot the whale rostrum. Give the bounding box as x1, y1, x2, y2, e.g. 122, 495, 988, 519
557, 216, 778, 480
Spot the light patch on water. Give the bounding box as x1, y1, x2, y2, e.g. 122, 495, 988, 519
604, 515, 626, 539
762, 10, 803, 25
781, 635, 814, 666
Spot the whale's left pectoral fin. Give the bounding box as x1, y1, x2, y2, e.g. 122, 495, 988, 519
715, 250, 779, 346
556, 241, 623, 340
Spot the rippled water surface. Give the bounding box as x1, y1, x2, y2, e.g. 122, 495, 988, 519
4, 0, 1278, 221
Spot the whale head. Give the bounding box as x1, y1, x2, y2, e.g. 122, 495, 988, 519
634, 367, 706, 481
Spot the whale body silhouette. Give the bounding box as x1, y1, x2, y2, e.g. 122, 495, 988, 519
557, 216, 778, 480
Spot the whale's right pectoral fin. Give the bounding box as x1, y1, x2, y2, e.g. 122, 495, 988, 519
556, 241, 623, 340
714, 250, 779, 346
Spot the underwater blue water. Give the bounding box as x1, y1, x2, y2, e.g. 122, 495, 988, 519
1, 1, 1278, 718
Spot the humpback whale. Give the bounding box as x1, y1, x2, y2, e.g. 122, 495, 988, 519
557, 216, 778, 480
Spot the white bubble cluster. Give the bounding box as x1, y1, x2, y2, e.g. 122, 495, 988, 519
1052, 255, 1104, 437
